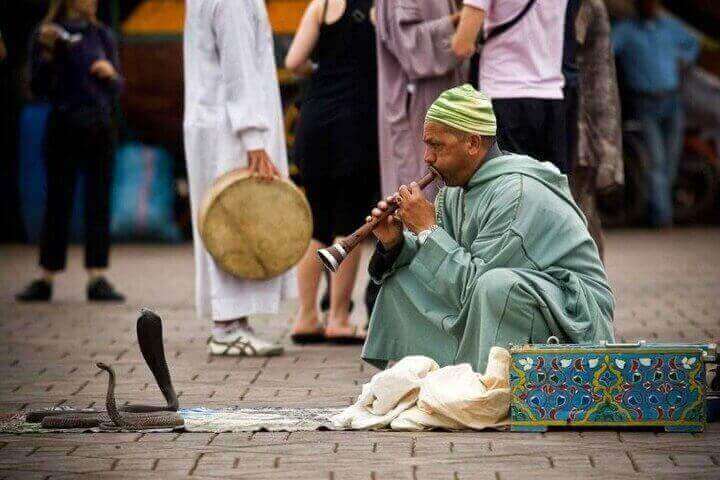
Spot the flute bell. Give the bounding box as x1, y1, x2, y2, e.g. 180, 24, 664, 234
317, 244, 348, 273
315, 170, 437, 273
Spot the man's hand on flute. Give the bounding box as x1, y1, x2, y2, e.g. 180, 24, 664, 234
395, 182, 436, 234
366, 181, 437, 249
366, 196, 403, 250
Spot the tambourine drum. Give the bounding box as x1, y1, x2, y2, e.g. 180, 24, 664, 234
199, 169, 312, 280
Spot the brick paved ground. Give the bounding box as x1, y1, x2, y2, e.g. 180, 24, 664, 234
1, 228, 719, 479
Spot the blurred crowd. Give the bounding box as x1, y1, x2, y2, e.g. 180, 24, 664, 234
2, 0, 718, 353
283, 0, 706, 344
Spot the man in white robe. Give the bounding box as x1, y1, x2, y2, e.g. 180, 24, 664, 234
183, 0, 297, 356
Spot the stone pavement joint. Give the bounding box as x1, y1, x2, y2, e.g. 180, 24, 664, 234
1, 229, 720, 478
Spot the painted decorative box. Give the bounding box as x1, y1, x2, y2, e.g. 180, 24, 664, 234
509, 341, 717, 432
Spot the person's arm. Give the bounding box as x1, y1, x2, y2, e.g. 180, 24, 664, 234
95, 27, 124, 93
284, 0, 322, 75
213, 0, 271, 151
581, 0, 623, 191
379, 0, 461, 80
105, 29, 124, 90
669, 20, 699, 65
452, 2, 485, 60
369, 185, 452, 283
29, 26, 56, 99
368, 231, 420, 284
407, 176, 527, 310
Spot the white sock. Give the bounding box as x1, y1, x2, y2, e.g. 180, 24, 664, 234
211, 318, 250, 340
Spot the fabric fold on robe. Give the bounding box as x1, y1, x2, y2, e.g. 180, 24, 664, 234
331, 347, 512, 431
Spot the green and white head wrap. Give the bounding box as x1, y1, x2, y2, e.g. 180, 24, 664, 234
425, 84, 497, 136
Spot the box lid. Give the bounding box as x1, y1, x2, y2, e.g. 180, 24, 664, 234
509, 341, 716, 361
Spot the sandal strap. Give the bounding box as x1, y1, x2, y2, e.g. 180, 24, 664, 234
216, 336, 258, 356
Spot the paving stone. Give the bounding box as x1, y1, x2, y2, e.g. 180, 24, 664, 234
0, 471, 55, 480
112, 458, 156, 471
1, 230, 719, 479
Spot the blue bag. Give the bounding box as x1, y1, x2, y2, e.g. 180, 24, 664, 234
110, 142, 181, 242
18, 103, 86, 243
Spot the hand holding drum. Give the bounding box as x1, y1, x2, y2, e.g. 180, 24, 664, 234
247, 149, 280, 181
317, 171, 437, 272
199, 168, 312, 280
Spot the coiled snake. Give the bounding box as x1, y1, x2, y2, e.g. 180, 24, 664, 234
96, 362, 183, 429
27, 309, 184, 430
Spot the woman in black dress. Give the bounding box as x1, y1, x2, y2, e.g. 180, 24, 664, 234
16, 0, 124, 302
285, 0, 379, 343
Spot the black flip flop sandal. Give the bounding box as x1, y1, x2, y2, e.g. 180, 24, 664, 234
290, 332, 327, 344
290, 325, 327, 345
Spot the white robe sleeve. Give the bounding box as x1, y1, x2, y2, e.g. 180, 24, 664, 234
212, 0, 269, 151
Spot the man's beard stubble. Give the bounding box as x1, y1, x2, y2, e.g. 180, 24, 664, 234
428, 166, 449, 186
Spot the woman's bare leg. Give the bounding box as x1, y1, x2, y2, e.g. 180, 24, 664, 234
292, 239, 325, 333
326, 238, 364, 336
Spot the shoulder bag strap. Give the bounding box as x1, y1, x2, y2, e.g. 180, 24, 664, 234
484, 0, 537, 43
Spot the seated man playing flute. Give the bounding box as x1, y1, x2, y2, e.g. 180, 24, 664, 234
363, 85, 615, 372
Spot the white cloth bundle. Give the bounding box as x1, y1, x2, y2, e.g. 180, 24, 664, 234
332, 347, 512, 431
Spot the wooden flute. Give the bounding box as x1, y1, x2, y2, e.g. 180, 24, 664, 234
316, 170, 438, 272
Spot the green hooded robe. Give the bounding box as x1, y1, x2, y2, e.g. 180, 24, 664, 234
362, 153, 615, 372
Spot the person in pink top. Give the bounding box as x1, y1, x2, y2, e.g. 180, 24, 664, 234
451, 0, 570, 173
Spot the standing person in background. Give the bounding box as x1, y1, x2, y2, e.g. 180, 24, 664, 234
375, 0, 465, 203
370, 0, 465, 319
0, 29, 6, 61
612, 0, 699, 228
573, 0, 624, 260
562, 0, 580, 175
452, 0, 570, 173
17, 0, 125, 303
286, 0, 378, 344
184, 0, 295, 356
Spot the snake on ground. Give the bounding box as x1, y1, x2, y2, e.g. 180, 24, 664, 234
27, 309, 185, 430
96, 362, 183, 429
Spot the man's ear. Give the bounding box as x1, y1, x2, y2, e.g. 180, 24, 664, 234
467, 134, 483, 156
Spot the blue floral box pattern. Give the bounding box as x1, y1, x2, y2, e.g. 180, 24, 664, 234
509, 342, 712, 432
